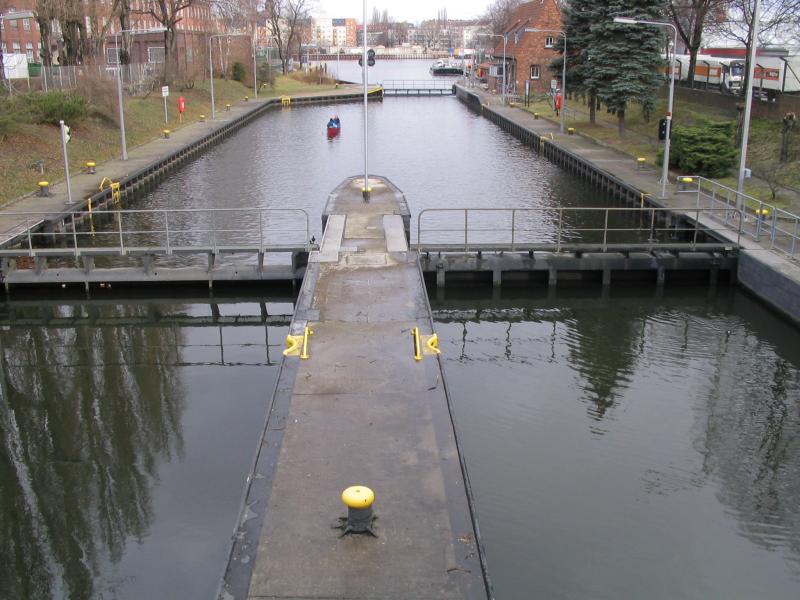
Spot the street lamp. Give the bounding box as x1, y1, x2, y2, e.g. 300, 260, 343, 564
209, 32, 255, 120
113, 27, 166, 160
614, 17, 677, 199
525, 28, 567, 134
362, 0, 370, 200
478, 33, 507, 104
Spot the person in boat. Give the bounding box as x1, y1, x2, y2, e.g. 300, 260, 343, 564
333, 116, 340, 127
327, 116, 337, 128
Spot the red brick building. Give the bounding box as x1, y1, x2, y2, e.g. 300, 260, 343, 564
1, 1, 41, 62
489, 0, 563, 96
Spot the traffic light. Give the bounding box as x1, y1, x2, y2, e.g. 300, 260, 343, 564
359, 49, 376, 67
658, 118, 669, 141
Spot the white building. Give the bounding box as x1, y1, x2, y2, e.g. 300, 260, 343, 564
312, 17, 333, 47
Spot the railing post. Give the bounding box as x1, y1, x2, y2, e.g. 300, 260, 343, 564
417, 211, 422, 251
26, 216, 33, 254
755, 202, 763, 240
511, 209, 516, 251
556, 208, 563, 252
693, 208, 700, 249
464, 209, 468, 251
212, 211, 217, 250
117, 210, 125, 254
602, 208, 609, 251
71, 213, 78, 254
164, 211, 171, 254
650, 208, 656, 245
259, 210, 264, 250
771, 212, 778, 249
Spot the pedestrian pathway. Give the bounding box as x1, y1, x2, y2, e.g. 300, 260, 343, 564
461, 85, 800, 324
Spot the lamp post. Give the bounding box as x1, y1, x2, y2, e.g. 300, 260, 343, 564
614, 17, 677, 199
113, 27, 166, 160
362, 0, 370, 200
736, 0, 762, 205
209, 32, 255, 120
478, 33, 507, 104
525, 28, 567, 134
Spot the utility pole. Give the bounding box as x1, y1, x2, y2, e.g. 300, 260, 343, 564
60, 121, 73, 205
736, 0, 762, 206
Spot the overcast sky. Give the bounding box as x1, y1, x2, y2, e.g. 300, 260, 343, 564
314, 1, 490, 23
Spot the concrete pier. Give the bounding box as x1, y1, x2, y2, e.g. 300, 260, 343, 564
221, 176, 490, 600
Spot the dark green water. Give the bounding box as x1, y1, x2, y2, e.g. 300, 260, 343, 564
1, 287, 798, 599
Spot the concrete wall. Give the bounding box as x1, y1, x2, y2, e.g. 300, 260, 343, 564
737, 251, 800, 325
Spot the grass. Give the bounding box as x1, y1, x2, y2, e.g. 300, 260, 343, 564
518, 89, 800, 210
0, 74, 339, 206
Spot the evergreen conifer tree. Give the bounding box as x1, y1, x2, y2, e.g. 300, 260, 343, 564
584, 0, 666, 137
559, 0, 603, 124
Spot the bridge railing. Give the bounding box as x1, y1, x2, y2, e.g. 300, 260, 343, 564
382, 80, 454, 90
0, 208, 311, 257
678, 175, 800, 259
416, 207, 742, 253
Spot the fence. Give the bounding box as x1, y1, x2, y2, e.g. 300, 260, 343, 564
679, 176, 800, 259
1, 62, 165, 96
416, 207, 742, 253
0, 208, 311, 257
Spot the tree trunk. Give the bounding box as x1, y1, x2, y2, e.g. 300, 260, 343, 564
163, 28, 178, 84
618, 108, 625, 138
688, 48, 698, 87
589, 90, 596, 125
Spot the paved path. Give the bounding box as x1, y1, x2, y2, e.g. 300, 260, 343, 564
240, 176, 489, 600
461, 85, 800, 323
0, 85, 373, 247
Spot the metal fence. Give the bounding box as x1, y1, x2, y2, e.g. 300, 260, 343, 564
0, 208, 312, 257
382, 80, 455, 90
2, 62, 165, 95
416, 207, 742, 253
679, 176, 800, 259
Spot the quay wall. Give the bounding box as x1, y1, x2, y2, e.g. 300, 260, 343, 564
455, 85, 800, 326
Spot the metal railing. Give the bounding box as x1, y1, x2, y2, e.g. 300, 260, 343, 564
382, 80, 455, 90
416, 207, 742, 253
0, 208, 311, 257
678, 176, 800, 259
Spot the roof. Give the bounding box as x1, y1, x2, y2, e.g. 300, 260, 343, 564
492, 0, 562, 57
1, 10, 36, 20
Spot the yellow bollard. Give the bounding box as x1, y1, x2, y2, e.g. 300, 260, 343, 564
225, 103, 231, 111
199, 114, 206, 122
85, 161, 96, 174
244, 95, 249, 101
533, 112, 539, 119
679, 176, 694, 191
567, 127, 575, 135
162, 129, 171, 139
637, 157, 646, 170
336, 486, 377, 537
37, 181, 50, 197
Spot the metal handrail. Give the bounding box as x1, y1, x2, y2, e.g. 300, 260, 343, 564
382, 79, 454, 89
679, 175, 800, 258
416, 207, 742, 253
2, 208, 311, 256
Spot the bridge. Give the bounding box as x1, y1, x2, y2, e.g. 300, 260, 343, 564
0, 204, 741, 291
382, 79, 457, 96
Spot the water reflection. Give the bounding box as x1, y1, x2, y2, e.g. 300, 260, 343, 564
0, 299, 292, 599
433, 289, 800, 598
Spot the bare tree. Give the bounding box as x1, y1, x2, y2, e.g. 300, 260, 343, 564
709, 0, 800, 93
667, 1, 727, 86
137, 0, 204, 83
265, 0, 310, 74
482, 0, 522, 35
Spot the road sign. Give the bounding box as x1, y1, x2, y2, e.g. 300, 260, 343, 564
550, 79, 558, 90
161, 85, 169, 97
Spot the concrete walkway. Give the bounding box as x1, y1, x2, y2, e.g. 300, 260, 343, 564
459, 85, 800, 324
0, 85, 372, 247
239, 176, 489, 599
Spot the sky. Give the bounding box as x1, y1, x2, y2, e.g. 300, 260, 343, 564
313, 1, 490, 23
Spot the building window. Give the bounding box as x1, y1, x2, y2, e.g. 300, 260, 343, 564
10, 19, 18, 29
530, 64, 541, 80
23, 18, 30, 31
106, 47, 120, 64
25, 42, 33, 60
13, 42, 20, 53
148, 46, 165, 63
545, 36, 554, 48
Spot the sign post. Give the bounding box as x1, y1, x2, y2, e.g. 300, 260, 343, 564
161, 85, 169, 124
60, 120, 73, 205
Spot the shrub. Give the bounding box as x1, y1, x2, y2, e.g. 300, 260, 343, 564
232, 62, 246, 82
28, 91, 89, 125
660, 121, 737, 178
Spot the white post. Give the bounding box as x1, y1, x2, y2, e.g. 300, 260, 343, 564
209, 36, 216, 120
363, 0, 369, 201
116, 37, 128, 160
502, 35, 507, 104
560, 34, 566, 134
662, 25, 678, 199
60, 120, 73, 204
253, 34, 258, 98
164, 94, 168, 124
737, 0, 762, 206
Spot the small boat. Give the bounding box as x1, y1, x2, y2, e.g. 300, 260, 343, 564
327, 124, 340, 139
430, 59, 464, 76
